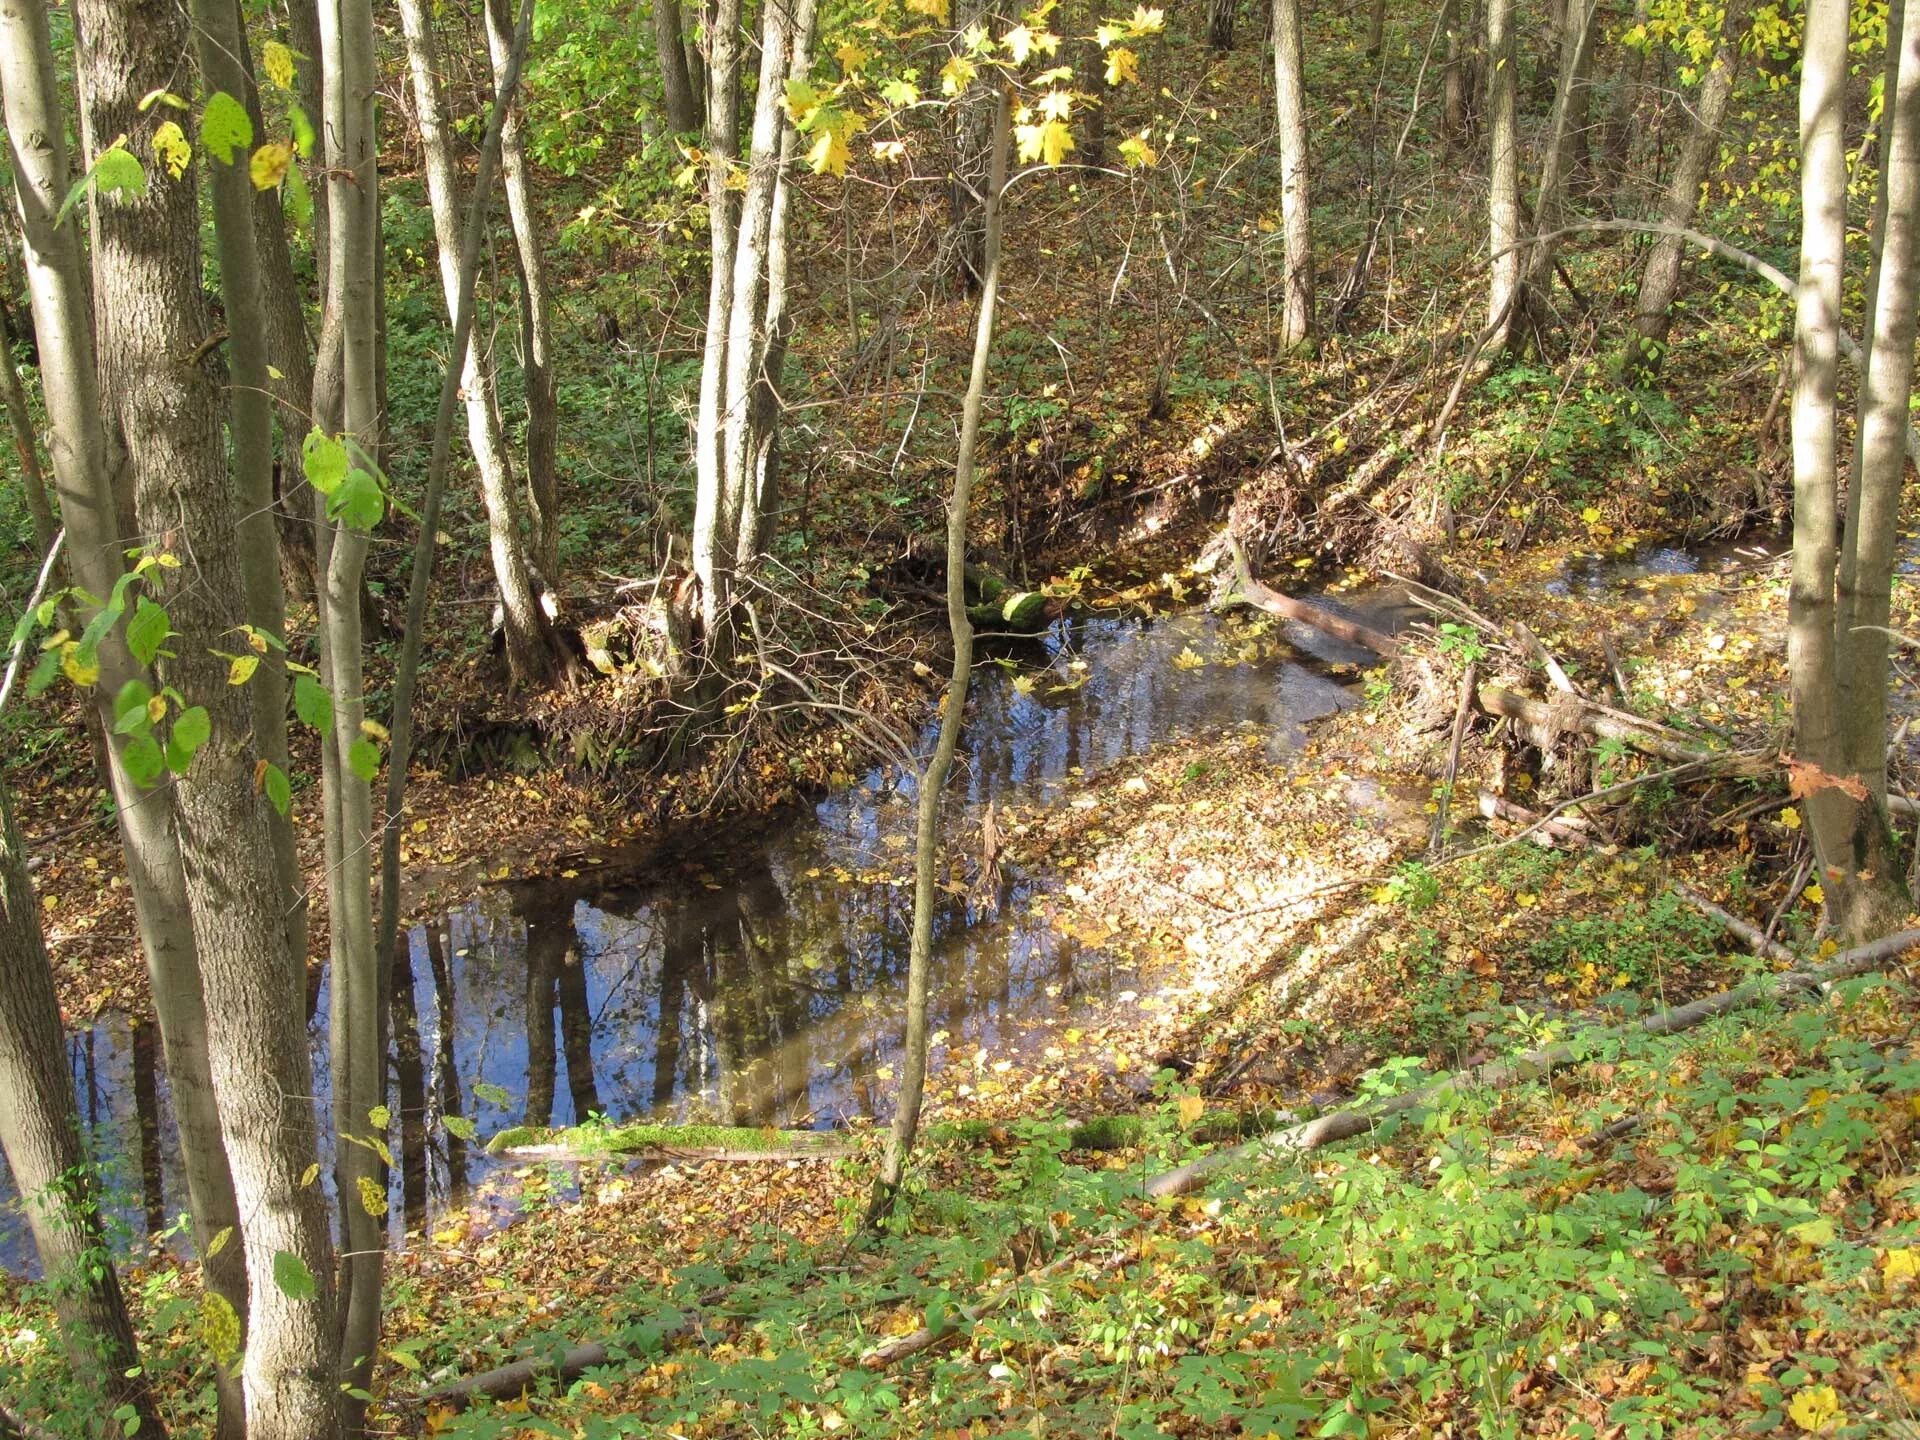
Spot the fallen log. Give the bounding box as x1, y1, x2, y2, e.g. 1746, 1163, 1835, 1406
1213, 535, 1401, 657
1476, 683, 1711, 764
485, 1121, 856, 1164
420, 1310, 699, 1409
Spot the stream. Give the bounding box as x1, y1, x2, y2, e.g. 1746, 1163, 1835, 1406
1, 601, 1404, 1275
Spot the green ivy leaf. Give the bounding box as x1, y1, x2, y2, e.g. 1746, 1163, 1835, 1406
122, 735, 165, 788
126, 598, 172, 666
271, 1250, 316, 1302
327, 469, 386, 531
348, 736, 380, 783
293, 674, 332, 735
200, 91, 254, 164
262, 761, 292, 817
302, 429, 348, 495
112, 679, 155, 735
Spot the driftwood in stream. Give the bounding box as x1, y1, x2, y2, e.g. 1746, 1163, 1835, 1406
485, 1121, 855, 1164
1475, 683, 1712, 764
1212, 534, 1401, 657
859, 927, 1920, 1370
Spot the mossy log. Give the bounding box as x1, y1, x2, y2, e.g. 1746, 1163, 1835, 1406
926, 1108, 1285, 1153
485, 1121, 856, 1163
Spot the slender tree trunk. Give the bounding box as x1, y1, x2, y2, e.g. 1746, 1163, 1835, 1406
315, 0, 384, 1424
1486, 0, 1520, 347
1625, 0, 1751, 378
694, 0, 744, 639
1519, 0, 1600, 339
1443, 0, 1470, 140
1364, 0, 1386, 57
654, 0, 701, 132
77, 0, 342, 1430
1272, 0, 1315, 351
397, 0, 565, 688
1828, 0, 1920, 935
193, 0, 304, 1015
1209, 0, 1234, 50
0, 769, 167, 1439
1599, 0, 1650, 186
868, 84, 1009, 1228
948, 0, 995, 293
0, 8, 251, 1436
287, 0, 330, 308
484, 0, 563, 583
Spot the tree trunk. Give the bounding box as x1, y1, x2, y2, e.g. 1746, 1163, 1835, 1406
0, 769, 167, 1438
1208, 0, 1234, 50
1271, 0, 1315, 351
654, 0, 701, 132
1486, 0, 1520, 347
397, 0, 566, 688
1519, 0, 1600, 339
1364, 0, 1386, 57
1443, 0, 1470, 139
194, 0, 305, 1017
868, 83, 1008, 1228
77, 1, 342, 1431
1625, 0, 1751, 378
484, 0, 563, 583
1598, 0, 1650, 186
0, 6, 251, 1435
314, 0, 384, 1425
948, 0, 995, 292
1829, 0, 1920, 934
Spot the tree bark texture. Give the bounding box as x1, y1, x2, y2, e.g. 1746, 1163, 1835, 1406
654, 0, 702, 132
1271, 0, 1315, 351
1485, 0, 1520, 345
0, 6, 251, 1434
77, 0, 342, 1431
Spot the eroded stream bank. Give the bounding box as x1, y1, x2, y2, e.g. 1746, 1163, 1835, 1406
1, 598, 1409, 1273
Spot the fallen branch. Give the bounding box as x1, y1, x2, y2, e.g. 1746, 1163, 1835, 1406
1215, 534, 1400, 657
1476, 788, 1595, 847
1476, 683, 1711, 764
1431, 662, 1477, 852
485, 1122, 855, 1164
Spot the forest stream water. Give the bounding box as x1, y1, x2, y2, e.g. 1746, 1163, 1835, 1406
0, 594, 1424, 1274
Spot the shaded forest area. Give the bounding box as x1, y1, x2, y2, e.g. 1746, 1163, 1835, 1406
4, 0, 1920, 1435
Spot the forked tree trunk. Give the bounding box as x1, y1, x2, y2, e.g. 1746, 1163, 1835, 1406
1519, 0, 1600, 340
1485, 0, 1520, 347
1789, 0, 1918, 941
1272, 0, 1315, 351
76, 2, 341, 1432
868, 82, 1009, 1229
397, 0, 566, 688
485, 0, 563, 582
1625, 0, 1752, 378
654, 0, 702, 132
0, 772, 165, 1437
0, 6, 251, 1435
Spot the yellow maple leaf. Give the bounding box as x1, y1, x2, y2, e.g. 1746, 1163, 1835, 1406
1884, 1247, 1920, 1285
903, 0, 949, 21
1786, 1384, 1843, 1433
940, 54, 977, 95
152, 121, 191, 180
1779, 805, 1802, 830
1176, 1093, 1206, 1128
1803, 881, 1825, 906
249, 140, 293, 191
807, 127, 853, 176
1105, 46, 1140, 85
1015, 117, 1074, 166
262, 39, 297, 91
835, 41, 870, 73
1119, 131, 1157, 167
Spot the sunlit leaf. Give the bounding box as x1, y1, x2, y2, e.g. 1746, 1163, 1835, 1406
200, 92, 254, 165
271, 1250, 316, 1302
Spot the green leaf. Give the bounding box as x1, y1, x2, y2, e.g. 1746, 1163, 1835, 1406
228, 653, 259, 685
471, 1081, 512, 1107
367, 1104, 390, 1130
199, 91, 254, 164
25, 648, 60, 697
301, 429, 348, 495
289, 104, 316, 160
122, 735, 165, 788
171, 705, 211, 754
200, 1291, 242, 1368
443, 1115, 477, 1142
271, 1250, 316, 1302
263, 761, 291, 817
348, 737, 380, 782
293, 674, 332, 735
327, 469, 385, 531
112, 679, 155, 735
57, 147, 147, 227
126, 598, 173, 666
283, 165, 313, 231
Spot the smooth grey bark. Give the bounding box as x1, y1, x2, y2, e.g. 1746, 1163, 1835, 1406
1271, 0, 1314, 351
193, 0, 304, 1015
692, 0, 745, 638
1625, 0, 1751, 377
398, 0, 566, 688
315, 0, 383, 1424
948, 0, 995, 292
1486, 0, 1520, 345
868, 82, 1008, 1228
76, 0, 341, 1431
1830, 0, 1920, 932
287, 0, 330, 310
654, 0, 702, 132
0, 768, 167, 1439
0, 7, 251, 1436
1789, 0, 1914, 940
1443, 0, 1471, 139
485, 0, 563, 582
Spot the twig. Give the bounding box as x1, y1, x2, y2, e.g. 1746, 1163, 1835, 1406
0, 527, 64, 717
1430, 661, 1477, 853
